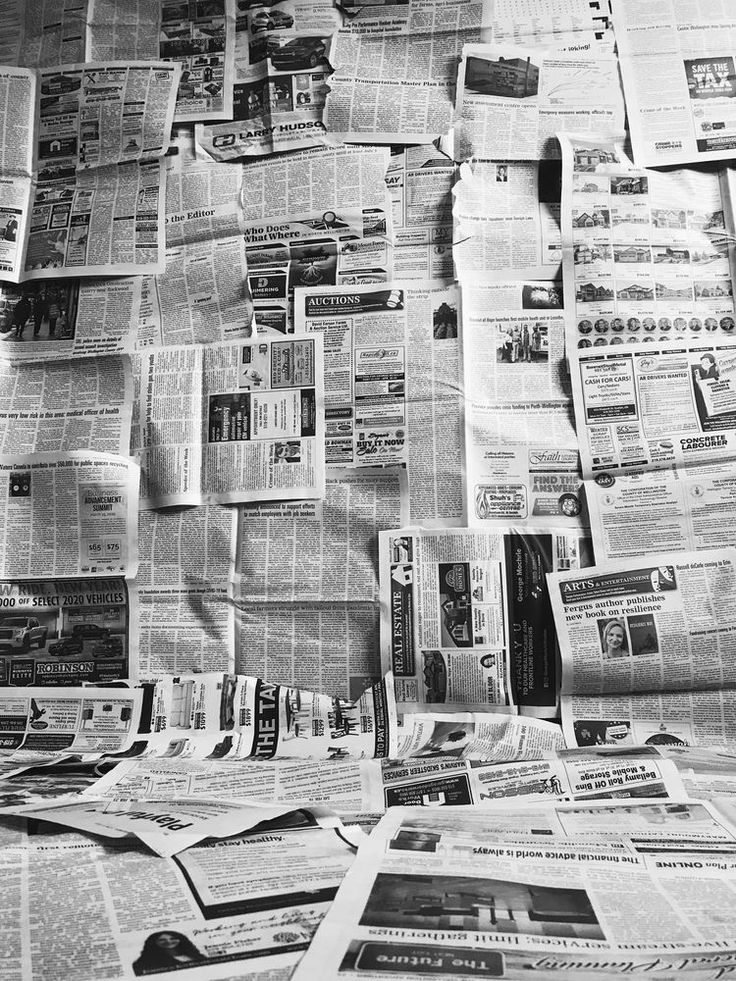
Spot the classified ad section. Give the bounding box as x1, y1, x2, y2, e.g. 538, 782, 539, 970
296, 280, 464, 524
572, 339, 736, 476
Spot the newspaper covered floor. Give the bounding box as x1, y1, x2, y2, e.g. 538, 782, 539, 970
2, 0, 736, 979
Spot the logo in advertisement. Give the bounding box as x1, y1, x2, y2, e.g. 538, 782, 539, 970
355, 431, 405, 457
444, 564, 466, 592
638, 358, 657, 372
529, 449, 578, 467
595, 473, 615, 488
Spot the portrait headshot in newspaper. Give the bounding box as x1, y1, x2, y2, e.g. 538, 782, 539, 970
598, 617, 629, 659
695, 352, 719, 381
133, 932, 207, 975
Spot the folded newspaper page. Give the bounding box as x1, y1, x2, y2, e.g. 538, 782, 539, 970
558, 133, 736, 363
233, 467, 408, 697
136, 147, 253, 348
0, 684, 142, 749
139, 671, 396, 760
396, 710, 564, 760
291, 799, 736, 981
138, 334, 326, 506
196, 0, 341, 159
549, 550, 736, 749
614, 0, 736, 166
0, 819, 357, 980
379, 526, 592, 717
20, 62, 180, 281
550, 548, 736, 697
453, 159, 562, 281
295, 280, 463, 525
135, 125, 254, 347
327, 0, 611, 145
87, 745, 686, 814
13, 795, 335, 856
454, 43, 624, 161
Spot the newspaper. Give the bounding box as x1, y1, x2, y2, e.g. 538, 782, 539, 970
460, 279, 586, 529
138, 334, 326, 507
467, 400, 585, 528
396, 710, 565, 760
244, 144, 393, 335
0, 0, 22, 65
386, 143, 455, 280
453, 159, 562, 280
233, 467, 408, 697
0, 275, 142, 363
137, 504, 236, 678
20, 0, 89, 67
134, 125, 254, 347
325, 27, 474, 143
584, 461, 736, 562
87, 745, 686, 814
454, 43, 625, 161
0, 683, 141, 748
139, 670, 396, 760
462, 279, 567, 404
379, 526, 591, 718
570, 334, 736, 478
196, 0, 342, 159
294, 281, 464, 525
91, 0, 236, 122
614, 0, 736, 166
558, 133, 736, 362
293, 799, 736, 981
0, 574, 137, 687
0, 353, 133, 455
0, 62, 179, 283
325, 0, 610, 144
563, 689, 736, 752
549, 549, 736, 749
659, 746, 736, 800
0, 820, 357, 980
11, 795, 319, 855
0, 451, 138, 579
340, 0, 608, 42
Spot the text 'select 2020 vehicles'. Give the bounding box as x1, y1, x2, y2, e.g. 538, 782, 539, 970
0, 616, 48, 650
